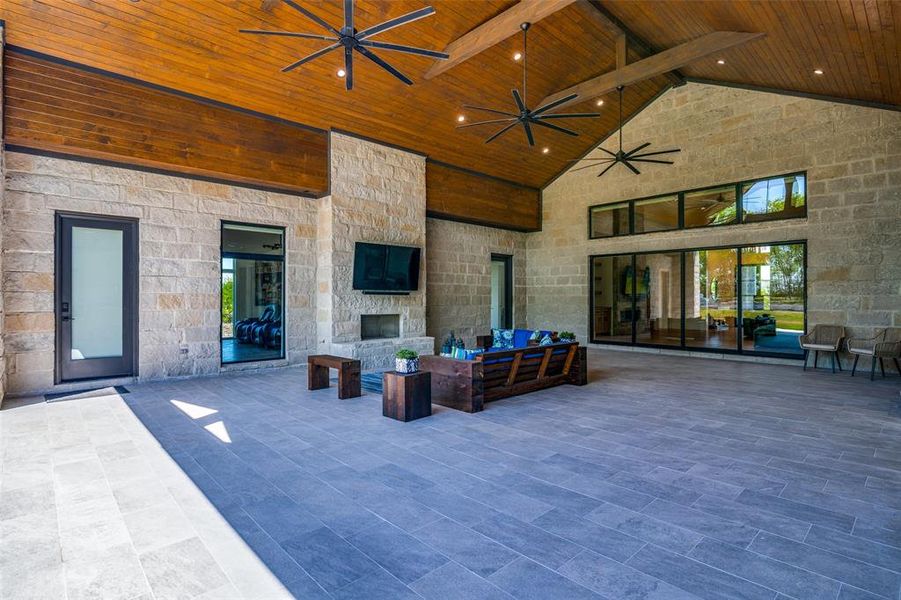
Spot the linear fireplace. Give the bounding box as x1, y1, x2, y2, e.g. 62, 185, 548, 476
361, 314, 400, 340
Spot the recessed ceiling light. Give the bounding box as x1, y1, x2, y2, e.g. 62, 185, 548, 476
542, 147, 549, 154
596, 99, 604, 107
813, 68, 824, 75
513, 52, 522, 61
457, 115, 466, 123
337, 69, 346, 78
716, 59, 726, 65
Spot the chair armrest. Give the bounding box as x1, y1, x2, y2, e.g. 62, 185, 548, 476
799, 333, 812, 345
874, 340, 901, 357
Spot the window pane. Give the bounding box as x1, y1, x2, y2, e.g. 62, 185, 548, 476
591, 255, 633, 342
635, 252, 682, 346
684, 186, 737, 228
71, 227, 123, 360
223, 223, 284, 255
742, 174, 806, 222
634, 196, 678, 233
685, 248, 738, 350
222, 223, 284, 364
740, 244, 805, 355
590, 203, 630, 238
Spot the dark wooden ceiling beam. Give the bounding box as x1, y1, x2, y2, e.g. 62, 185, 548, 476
423, 0, 577, 80
540, 31, 765, 110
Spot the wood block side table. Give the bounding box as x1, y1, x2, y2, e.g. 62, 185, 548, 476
382, 371, 431, 422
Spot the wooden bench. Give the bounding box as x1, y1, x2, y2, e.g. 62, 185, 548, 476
420, 342, 587, 413
307, 354, 361, 399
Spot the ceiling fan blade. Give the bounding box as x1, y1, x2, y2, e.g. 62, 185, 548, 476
631, 158, 675, 165
595, 147, 617, 157
238, 30, 338, 41
568, 156, 611, 162
358, 40, 449, 60
457, 118, 518, 129
282, 0, 341, 36
344, 46, 353, 90
623, 160, 641, 175
571, 160, 614, 173
530, 119, 578, 137
344, 0, 353, 31
531, 93, 578, 116
522, 121, 535, 146
485, 121, 519, 143
512, 89, 526, 113
357, 6, 436, 40
281, 42, 340, 72
624, 142, 652, 157
462, 105, 517, 117
596, 162, 620, 178
629, 148, 681, 158
355, 46, 413, 85
537, 113, 601, 119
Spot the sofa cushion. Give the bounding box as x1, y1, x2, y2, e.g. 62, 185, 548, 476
492, 328, 515, 349
513, 329, 533, 348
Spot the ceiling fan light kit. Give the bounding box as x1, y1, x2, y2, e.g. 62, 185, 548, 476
241, 0, 449, 90
456, 22, 600, 147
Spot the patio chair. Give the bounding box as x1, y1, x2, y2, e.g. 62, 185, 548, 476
847, 327, 901, 380
799, 325, 845, 373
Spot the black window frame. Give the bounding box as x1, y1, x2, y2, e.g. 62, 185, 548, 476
587, 171, 807, 239
220, 220, 287, 365
588, 239, 808, 360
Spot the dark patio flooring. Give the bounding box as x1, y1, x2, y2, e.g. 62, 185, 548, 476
124, 349, 901, 599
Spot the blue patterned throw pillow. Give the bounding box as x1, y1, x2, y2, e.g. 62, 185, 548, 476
492, 328, 515, 349
539, 334, 554, 346
529, 330, 542, 341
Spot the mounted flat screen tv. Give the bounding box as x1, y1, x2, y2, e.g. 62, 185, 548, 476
352, 242, 421, 293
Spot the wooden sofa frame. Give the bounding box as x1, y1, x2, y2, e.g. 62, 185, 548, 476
420, 342, 588, 413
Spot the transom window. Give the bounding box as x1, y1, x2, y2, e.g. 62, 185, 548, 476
588, 172, 806, 239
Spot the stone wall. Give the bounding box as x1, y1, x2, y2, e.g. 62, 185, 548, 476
425, 218, 528, 349
317, 133, 433, 369
530, 82, 901, 348
2, 153, 319, 394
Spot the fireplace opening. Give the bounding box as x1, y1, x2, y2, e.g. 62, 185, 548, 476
361, 314, 400, 340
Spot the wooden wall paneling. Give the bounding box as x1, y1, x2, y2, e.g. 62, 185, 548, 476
426, 160, 541, 232
3, 49, 329, 196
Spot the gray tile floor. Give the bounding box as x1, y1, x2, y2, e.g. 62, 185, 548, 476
4, 349, 901, 599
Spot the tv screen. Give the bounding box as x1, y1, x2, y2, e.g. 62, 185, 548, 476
352, 242, 421, 292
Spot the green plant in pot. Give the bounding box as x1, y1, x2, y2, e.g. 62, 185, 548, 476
558, 331, 576, 343
395, 349, 420, 374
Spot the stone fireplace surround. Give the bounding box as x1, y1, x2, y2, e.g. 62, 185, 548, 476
316, 133, 433, 371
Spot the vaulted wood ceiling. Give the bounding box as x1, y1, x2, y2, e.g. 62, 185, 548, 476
1, 1, 898, 190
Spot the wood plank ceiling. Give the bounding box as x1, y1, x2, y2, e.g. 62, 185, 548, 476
1, 0, 898, 190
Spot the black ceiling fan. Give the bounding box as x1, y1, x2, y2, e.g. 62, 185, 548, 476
240, 0, 449, 90
457, 22, 599, 147
570, 86, 680, 177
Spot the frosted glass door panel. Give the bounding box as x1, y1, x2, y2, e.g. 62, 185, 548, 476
71, 227, 123, 360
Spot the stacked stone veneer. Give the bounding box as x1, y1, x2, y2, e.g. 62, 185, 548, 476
317, 133, 433, 370
425, 218, 527, 350
2, 153, 319, 393
530, 82, 901, 348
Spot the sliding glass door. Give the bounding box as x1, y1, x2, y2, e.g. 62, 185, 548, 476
590, 242, 805, 358
685, 248, 738, 350
739, 244, 805, 356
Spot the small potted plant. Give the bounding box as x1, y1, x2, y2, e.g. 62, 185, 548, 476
395, 348, 420, 374
558, 331, 576, 343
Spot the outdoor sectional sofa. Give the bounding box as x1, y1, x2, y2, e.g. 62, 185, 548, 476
420, 331, 588, 413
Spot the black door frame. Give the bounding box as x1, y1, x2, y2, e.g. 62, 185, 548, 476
490, 253, 514, 330
55, 213, 139, 383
